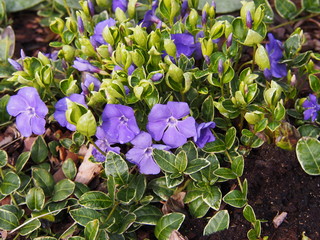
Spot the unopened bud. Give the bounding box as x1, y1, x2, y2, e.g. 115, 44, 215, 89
151, 73, 163, 82
227, 33, 233, 48
188, 9, 198, 28
218, 59, 224, 75
88, 0, 95, 16
202, 10, 207, 26
204, 55, 210, 65
77, 16, 84, 34
246, 11, 253, 29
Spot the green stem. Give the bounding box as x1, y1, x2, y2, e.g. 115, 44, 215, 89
174, 178, 192, 195
105, 202, 119, 223
10, 194, 18, 207
268, 13, 319, 31
252, 45, 257, 72
63, 0, 72, 17
225, 150, 243, 192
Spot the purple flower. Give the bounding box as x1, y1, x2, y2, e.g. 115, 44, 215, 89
81, 73, 101, 95
263, 33, 287, 79
88, 0, 95, 16
112, 0, 127, 12
8, 58, 23, 71
151, 73, 163, 82
92, 126, 120, 162
147, 101, 196, 148
193, 122, 216, 148
246, 11, 252, 29
113, 64, 135, 75
7, 87, 48, 137
302, 94, 320, 122
181, 0, 189, 19
54, 94, 87, 131
73, 58, 101, 73
171, 33, 196, 58
101, 104, 140, 144
90, 18, 116, 47
141, 1, 162, 28
126, 132, 170, 174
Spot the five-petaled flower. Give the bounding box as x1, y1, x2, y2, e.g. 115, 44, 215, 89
126, 132, 170, 174
264, 33, 287, 79
73, 58, 101, 73
112, 0, 127, 12
81, 73, 101, 95
7, 87, 48, 137
302, 94, 320, 122
92, 126, 120, 162
54, 94, 87, 131
102, 104, 140, 144
194, 122, 216, 148
147, 101, 196, 148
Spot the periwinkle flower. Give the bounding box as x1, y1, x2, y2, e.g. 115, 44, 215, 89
73, 57, 101, 73
246, 11, 253, 29
181, 0, 189, 19
227, 33, 233, 48
171, 33, 196, 58
8, 58, 23, 71
202, 10, 207, 26
263, 33, 287, 79
141, 1, 162, 29
147, 101, 196, 148
92, 126, 120, 162
87, 0, 95, 16
7, 87, 48, 137
113, 64, 135, 75
54, 94, 87, 131
151, 73, 163, 82
126, 132, 170, 174
302, 94, 320, 122
102, 104, 140, 144
194, 122, 216, 148
81, 73, 101, 95
90, 18, 116, 47
112, 0, 127, 12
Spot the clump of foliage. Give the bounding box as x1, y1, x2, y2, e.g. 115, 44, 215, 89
0, 0, 320, 239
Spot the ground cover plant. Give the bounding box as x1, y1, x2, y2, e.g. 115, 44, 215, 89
0, 0, 320, 239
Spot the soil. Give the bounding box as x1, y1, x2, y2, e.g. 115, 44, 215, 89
5, 4, 320, 240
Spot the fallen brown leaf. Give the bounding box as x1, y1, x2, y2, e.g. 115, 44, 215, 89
162, 192, 187, 215
273, 212, 288, 228
169, 230, 188, 240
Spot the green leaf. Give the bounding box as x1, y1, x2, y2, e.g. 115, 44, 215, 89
231, 155, 244, 177
202, 139, 226, 153
298, 125, 320, 138
188, 197, 210, 218
254, 0, 274, 23
203, 210, 230, 235
132, 174, 146, 201
32, 168, 55, 196
302, 0, 320, 13
155, 213, 185, 240
148, 177, 174, 200
74, 182, 90, 199
296, 137, 320, 175
202, 186, 222, 210
185, 158, 210, 174
275, 0, 299, 19
105, 152, 129, 185
62, 158, 77, 180
198, 0, 242, 13
20, 219, 41, 236
223, 190, 247, 208
175, 150, 188, 172
153, 149, 178, 173
134, 205, 163, 225
34, 237, 58, 240
176, 141, 198, 162
117, 187, 136, 204
84, 219, 99, 240
5, 0, 44, 12
0, 208, 19, 230
79, 191, 113, 210
214, 168, 237, 179
0, 95, 10, 123
0, 205, 23, 220
0, 149, 8, 168
225, 127, 236, 150
117, 212, 136, 234
52, 179, 75, 202
31, 136, 48, 164
243, 205, 256, 223
76, 110, 97, 137
54, 0, 81, 9
202, 95, 215, 122
15, 151, 30, 172
309, 74, 320, 93
0, 171, 20, 195
70, 208, 102, 227
26, 187, 45, 211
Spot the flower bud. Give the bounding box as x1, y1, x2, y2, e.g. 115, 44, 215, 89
77, 16, 84, 34
246, 11, 253, 29
202, 10, 207, 26
20, 49, 26, 59
208, 1, 216, 18
80, 0, 90, 17
151, 73, 163, 82
164, 38, 177, 57
204, 55, 210, 65
227, 33, 233, 48
8, 58, 23, 71
218, 59, 224, 75
88, 0, 95, 16
66, 17, 78, 33
50, 17, 65, 34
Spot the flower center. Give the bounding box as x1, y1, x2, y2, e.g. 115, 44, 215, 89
168, 116, 177, 125
27, 107, 36, 116
145, 147, 153, 156
119, 115, 128, 124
